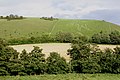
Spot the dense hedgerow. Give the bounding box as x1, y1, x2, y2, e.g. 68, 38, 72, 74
0, 38, 70, 76
0, 34, 120, 76
92, 30, 120, 44
8, 32, 74, 45
68, 37, 120, 73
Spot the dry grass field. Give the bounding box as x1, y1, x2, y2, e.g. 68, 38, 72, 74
10, 43, 120, 61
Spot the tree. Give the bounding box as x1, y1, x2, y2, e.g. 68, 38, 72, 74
68, 37, 102, 73
112, 47, 120, 73
46, 52, 70, 74
40, 33, 54, 43
92, 31, 110, 44
14, 15, 19, 19
23, 46, 47, 75
56, 31, 73, 43
0, 16, 3, 19
20, 16, 23, 19
20, 49, 28, 60
109, 30, 120, 44
0, 38, 20, 76
9, 14, 15, 19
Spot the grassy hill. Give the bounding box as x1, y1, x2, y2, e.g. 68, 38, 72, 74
0, 18, 120, 39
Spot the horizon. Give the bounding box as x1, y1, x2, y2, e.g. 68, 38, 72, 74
0, 14, 120, 26
0, 0, 120, 25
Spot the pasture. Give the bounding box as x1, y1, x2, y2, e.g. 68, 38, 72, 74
0, 74, 120, 80
0, 18, 120, 39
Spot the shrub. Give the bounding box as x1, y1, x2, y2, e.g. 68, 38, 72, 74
46, 52, 70, 74
92, 30, 120, 44
68, 37, 102, 73
56, 31, 73, 43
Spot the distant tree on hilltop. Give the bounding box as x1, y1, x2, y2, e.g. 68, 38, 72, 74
0, 14, 24, 21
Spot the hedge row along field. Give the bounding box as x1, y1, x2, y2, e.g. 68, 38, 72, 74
1, 37, 120, 76
6, 30, 120, 45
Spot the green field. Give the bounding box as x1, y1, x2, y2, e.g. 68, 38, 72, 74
0, 74, 120, 80
0, 18, 120, 39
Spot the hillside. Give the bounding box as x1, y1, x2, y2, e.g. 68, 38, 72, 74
0, 18, 120, 39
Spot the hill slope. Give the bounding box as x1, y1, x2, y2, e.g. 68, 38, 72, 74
0, 18, 120, 39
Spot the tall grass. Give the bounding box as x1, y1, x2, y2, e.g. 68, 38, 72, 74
0, 74, 120, 80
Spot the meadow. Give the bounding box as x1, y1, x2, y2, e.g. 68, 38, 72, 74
0, 74, 120, 80
0, 18, 120, 39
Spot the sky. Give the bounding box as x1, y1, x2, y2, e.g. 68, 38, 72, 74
0, 0, 120, 25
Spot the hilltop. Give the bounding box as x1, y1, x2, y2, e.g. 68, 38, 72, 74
0, 18, 120, 39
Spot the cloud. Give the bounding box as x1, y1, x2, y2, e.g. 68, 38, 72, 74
81, 9, 120, 25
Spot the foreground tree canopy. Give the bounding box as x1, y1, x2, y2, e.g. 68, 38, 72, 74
0, 35, 120, 76
68, 37, 120, 73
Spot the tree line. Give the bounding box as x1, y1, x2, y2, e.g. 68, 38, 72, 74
91, 30, 120, 44
8, 32, 74, 45
0, 14, 24, 21
0, 36, 120, 76
40, 16, 58, 21
7, 30, 120, 45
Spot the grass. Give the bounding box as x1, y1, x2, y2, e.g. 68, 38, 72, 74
0, 74, 120, 80
0, 18, 120, 39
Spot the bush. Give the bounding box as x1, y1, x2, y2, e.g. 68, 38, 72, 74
22, 46, 47, 75
92, 31, 110, 44
68, 37, 102, 73
46, 52, 70, 74
56, 31, 73, 43
92, 31, 120, 44
109, 31, 120, 44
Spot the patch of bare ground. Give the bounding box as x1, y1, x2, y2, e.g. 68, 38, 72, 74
98, 44, 120, 50
10, 43, 71, 61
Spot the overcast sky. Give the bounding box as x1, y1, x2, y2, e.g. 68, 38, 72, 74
0, 0, 120, 25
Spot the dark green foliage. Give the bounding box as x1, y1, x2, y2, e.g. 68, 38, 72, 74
56, 31, 74, 43
1, 35, 120, 76
109, 31, 120, 44
99, 48, 114, 73
0, 38, 48, 76
40, 16, 58, 21
0, 16, 3, 19
112, 47, 120, 73
7, 60, 23, 76
99, 47, 120, 73
20, 46, 47, 75
8, 32, 74, 45
0, 38, 8, 47
8, 37, 30, 45
0, 14, 24, 20
92, 30, 120, 44
46, 52, 70, 74
0, 38, 20, 76
40, 34, 55, 43
8, 34, 56, 45
68, 36, 120, 73
92, 31, 110, 44
68, 37, 101, 73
